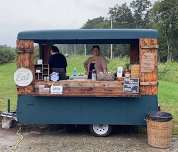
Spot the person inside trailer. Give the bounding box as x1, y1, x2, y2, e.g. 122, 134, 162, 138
48, 45, 67, 80
84, 45, 107, 79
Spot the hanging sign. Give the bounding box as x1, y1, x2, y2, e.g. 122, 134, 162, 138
14, 68, 33, 87
141, 52, 155, 72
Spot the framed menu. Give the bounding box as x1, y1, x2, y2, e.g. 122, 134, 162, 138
123, 78, 139, 94
141, 52, 155, 72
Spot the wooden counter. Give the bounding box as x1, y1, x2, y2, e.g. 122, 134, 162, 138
28, 80, 139, 97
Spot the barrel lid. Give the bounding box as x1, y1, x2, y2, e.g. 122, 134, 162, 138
148, 112, 173, 122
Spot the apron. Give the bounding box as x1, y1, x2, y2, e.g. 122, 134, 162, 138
88, 63, 96, 79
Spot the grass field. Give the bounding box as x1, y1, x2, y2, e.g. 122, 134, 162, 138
0, 56, 178, 133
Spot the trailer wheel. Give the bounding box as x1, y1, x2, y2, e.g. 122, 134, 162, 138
89, 124, 112, 137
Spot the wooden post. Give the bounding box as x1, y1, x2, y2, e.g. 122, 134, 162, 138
16, 40, 34, 94
130, 40, 139, 64
139, 38, 158, 96
41, 45, 51, 64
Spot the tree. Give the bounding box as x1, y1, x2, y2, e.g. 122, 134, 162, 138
130, 0, 152, 28
0, 46, 16, 64
108, 3, 134, 28
150, 0, 178, 61
82, 17, 109, 29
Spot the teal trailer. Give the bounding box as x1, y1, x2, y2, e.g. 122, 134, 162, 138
15, 29, 159, 136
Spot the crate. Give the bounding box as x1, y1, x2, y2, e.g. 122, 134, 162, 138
131, 64, 140, 78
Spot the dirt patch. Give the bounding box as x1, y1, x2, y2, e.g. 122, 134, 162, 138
0, 126, 178, 152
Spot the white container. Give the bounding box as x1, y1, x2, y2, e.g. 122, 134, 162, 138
36, 69, 41, 73
37, 59, 43, 65
38, 85, 45, 89
2, 117, 13, 129
50, 85, 63, 94
117, 67, 123, 78
92, 73, 97, 80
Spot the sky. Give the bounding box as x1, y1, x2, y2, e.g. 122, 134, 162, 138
0, 0, 154, 46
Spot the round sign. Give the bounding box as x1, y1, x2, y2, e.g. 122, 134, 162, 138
14, 68, 33, 87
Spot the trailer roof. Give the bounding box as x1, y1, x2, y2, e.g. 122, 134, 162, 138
17, 29, 159, 44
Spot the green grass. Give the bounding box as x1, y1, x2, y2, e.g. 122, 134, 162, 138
158, 80, 178, 134
0, 63, 16, 111
0, 56, 178, 133
67, 55, 88, 75
159, 62, 178, 83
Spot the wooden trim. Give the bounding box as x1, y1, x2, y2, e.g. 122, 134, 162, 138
140, 38, 158, 49
23, 92, 140, 97
140, 81, 158, 86
141, 45, 159, 49
16, 40, 34, 50
16, 48, 34, 53
35, 80, 124, 87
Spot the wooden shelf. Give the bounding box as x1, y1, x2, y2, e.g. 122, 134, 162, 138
34, 64, 49, 80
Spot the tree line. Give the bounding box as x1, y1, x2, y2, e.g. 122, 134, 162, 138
0, 45, 16, 64
82, 0, 178, 62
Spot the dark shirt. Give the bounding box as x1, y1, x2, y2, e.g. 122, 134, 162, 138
48, 53, 67, 72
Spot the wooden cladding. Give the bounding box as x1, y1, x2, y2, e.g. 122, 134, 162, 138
140, 86, 158, 96
36, 80, 123, 88
16, 53, 34, 68
17, 86, 34, 95
140, 72, 157, 82
16, 40, 34, 95
140, 38, 158, 96
140, 39, 158, 49
32, 80, 139, 97
16, 40, 34, 52
16, 40, 34, 68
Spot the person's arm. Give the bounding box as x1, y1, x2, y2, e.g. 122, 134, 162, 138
101, 56, 107, 73
64, 56, 67, 67
60, 54, 67, 73
48, 56, 52, 68
84, 58, 90, 73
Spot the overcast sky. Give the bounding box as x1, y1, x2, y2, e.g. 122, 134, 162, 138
0, 0, 155, 46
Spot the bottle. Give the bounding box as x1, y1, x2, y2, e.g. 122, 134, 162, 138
117, 67, 123, 78
92, 69, 97, 80
124, 68, 131, 78
72, 67, 78, 76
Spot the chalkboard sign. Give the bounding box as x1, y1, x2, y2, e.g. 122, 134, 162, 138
123, 78, 139, 93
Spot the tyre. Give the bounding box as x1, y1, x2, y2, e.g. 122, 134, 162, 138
89, 124, 112, 137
